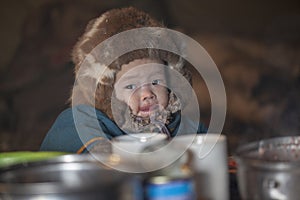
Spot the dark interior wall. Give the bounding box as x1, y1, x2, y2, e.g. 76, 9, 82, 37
0, 0, 299, 153
168, 0, 300, 33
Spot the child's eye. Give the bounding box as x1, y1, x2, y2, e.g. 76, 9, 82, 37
124, 84, 136, 90
152, 79, 162, 85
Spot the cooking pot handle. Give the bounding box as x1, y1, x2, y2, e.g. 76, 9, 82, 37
263, 178, 287, 200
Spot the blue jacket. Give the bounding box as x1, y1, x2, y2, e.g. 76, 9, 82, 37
40, 105, 207, 153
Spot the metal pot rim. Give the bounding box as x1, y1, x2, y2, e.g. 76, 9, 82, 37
234, 135, 300, 169
0, 154, 129, 195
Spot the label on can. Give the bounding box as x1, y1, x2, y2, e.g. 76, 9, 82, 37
145, 176, 196, 200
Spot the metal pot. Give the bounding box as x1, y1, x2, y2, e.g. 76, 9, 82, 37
235, 136, 300, 200
0, 154, 143, 200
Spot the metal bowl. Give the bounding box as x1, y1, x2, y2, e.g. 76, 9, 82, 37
0, 154, 143, 200
235, 136, 300, 200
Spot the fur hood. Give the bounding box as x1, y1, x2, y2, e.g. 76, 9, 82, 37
70, 7, 191, 124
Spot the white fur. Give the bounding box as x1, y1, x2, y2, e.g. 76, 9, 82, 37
85, 14, 107, 38
80, 54, 115, 84
75, 14, 107, 63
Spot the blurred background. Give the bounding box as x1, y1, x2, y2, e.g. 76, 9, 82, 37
0, 0, 299, 154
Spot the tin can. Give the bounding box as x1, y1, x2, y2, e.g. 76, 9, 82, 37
145, 175, 196, 200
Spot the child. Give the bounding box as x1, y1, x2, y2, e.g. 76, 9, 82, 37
40, 7, 206, 154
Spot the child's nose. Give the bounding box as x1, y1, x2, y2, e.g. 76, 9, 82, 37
140, 85, 155, 101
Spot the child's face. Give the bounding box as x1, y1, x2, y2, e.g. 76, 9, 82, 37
114, 58, 169, 118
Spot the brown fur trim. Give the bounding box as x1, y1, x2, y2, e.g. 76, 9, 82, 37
72, 7, 162, 68
70, 7, 191, 122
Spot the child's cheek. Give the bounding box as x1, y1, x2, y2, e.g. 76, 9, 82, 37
128, 100, 138, 114
155, 87, 169, 106
113, 86, 123, 101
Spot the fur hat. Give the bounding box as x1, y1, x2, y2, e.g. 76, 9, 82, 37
71, 7, 191, 121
